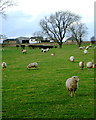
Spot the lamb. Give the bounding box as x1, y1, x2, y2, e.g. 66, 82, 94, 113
22, 49, 27, 54
84, 49, 87, 54
2, 62, 7, 69
86, 62, 93, 69
27, 62, 38, 69
70, 56, 74, 62
79, 61, 84, 70
66, 76, 79, 97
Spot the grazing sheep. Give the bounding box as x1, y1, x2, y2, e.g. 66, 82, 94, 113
85, 46, 89, 50
79, 61, 84, 70
86, 62, 93, 69
51, 53, 55, 56
84, 49, 87, 54
41, 48, 49, 53
2, 62, 7, 69
22, 49, 27, 54
79, 46, 85, 50
70, 56, 74, 62
27, 62, 38, 69
79, 47, 84, 50
66, 76, 79, 97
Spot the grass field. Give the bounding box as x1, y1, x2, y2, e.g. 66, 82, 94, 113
2, 44, 95, 119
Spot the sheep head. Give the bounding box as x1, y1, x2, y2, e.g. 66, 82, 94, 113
72, 76, 79, 82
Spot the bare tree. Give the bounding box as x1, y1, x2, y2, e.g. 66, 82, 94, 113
0, 0, 14, 17
33, 31, 43, 38
39, 11, 81, 48
69, 22, 87, 47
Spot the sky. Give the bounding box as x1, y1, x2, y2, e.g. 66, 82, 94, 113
1, 0, 96, 41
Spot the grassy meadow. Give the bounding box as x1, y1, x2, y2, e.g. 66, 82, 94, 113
2, 43, 95, 119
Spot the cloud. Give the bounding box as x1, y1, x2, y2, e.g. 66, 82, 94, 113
2, 11, 41, 37
3, 0, 95, 39
7, 0, 94, 17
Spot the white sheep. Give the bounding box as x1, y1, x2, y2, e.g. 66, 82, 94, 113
79, 61, 84, 70
93, 63, 96, 68
79, 46, 85, 50
84, 49, 87, 54
2, 62, 7, 69
66, 76, 79, 97
70, 56, 74, 62
86, 62, 93, 69
85, 46, 89, 50
27, 62, 38, 69
79, 47, 84, 50
51, 53, 55, 56
22, 49, 27, 54
41, 48, 49, 53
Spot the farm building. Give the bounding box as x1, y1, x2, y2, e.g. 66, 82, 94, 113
30, 37, 42, 44
16, 37, 30, 44
3, 39, 17, 44
16, 37, 42, 44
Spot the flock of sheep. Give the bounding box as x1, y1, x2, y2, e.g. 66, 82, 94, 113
67, 44, 96, 96
2, 43, 95, 97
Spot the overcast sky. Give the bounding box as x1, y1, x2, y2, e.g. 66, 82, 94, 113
1, 0, 95, 40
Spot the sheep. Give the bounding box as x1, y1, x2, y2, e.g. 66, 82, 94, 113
66, 76, 79, 97
22, 49, 27, 54
79, 47, 84, 50
79, 61, 84, 70
86, 62, 93, 69
70, 56, 74, 62
85, 46, 89, 50
84, 49, 87, 54
93, 63, 96, 68
79, 46, 85, 50
2, 62, 7, 69
27, 62, 38, 69
51, 53, 55, 56
41, 48, 49, 53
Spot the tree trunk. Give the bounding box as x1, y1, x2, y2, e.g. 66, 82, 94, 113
58, 42, 63, 48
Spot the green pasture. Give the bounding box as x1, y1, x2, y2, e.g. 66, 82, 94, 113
1, 44, 95, 119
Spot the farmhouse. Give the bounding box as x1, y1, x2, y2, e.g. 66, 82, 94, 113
30, 37, 42, 44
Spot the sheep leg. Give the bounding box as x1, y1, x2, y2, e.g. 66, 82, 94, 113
70, 91, 73, 97
74, 92, 76, 96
